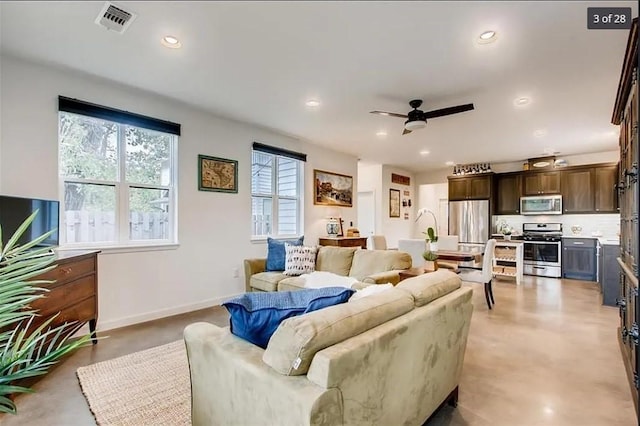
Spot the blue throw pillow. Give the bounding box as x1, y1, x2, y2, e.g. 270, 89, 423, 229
222, 287, 354, 349
265, 236, 304, 271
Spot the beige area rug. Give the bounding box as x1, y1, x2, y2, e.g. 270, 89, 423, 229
76, 340, 190, 426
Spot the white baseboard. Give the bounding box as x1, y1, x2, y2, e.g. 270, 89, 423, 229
95, 293, 242, 332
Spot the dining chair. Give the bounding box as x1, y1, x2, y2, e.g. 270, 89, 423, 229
369, 235, 395, 250
457, 239, 497, 310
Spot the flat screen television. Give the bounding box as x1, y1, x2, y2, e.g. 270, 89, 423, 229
0, 195, 60, 248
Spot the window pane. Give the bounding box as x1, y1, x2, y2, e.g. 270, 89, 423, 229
59, 113, 118, 181
252, 197, 272, 236
278, 157, 297, 197
125, 126, 172, 185
252, 151, 273, 194
278, 198, 298, 235
129, 187, 170, 240
63, 182, 116, 243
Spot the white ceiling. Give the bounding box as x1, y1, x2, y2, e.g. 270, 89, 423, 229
1, 1, 637, 172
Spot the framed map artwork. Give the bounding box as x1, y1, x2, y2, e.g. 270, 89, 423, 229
198, 155, 238, 193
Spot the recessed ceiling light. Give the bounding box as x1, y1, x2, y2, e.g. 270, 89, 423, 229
478, 30, 497, 43
419, 150, 430, 156
161, 35, 182, 48
376, 130, 387, 137
514, 97, 530, 106
445, 161, 455, 166
305, 99, 320, 107
533, 129, 547, 138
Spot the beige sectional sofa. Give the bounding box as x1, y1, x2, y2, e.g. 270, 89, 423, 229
184, 269, 473, 426
243, 246, 412, 293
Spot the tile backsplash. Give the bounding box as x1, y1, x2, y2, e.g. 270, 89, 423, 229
493, 214, 620, 238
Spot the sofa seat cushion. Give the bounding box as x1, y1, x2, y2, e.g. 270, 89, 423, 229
348, 249, 412, 280
263, 288, 414, 375
396, 269, 461, 307
315, 246, 358, 276
277, 276, 307, 292
251, 272, 290, 292
223, 287, 355, 349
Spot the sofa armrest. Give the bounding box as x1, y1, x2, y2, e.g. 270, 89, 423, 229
184, 322, 342, 426
243, 258, 266, 292
361, 270, 405, 285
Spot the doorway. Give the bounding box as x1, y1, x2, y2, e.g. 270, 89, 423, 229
357, 191, 375, 241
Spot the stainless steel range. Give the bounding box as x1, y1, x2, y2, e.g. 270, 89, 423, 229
522, 223, 562, 278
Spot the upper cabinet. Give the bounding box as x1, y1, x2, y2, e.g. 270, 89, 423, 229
448, 175, 493, 201
496, 173, 522, 214
491, 163, 619, 215
594, 165, 619, 213
561, 167, 594, 213
523, 171, 561, 195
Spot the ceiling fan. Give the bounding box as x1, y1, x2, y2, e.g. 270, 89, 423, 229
370, 99, 475, 135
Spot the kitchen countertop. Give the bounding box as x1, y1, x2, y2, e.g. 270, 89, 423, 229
561, 235, 620, 246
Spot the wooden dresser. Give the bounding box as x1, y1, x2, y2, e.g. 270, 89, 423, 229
318, 237, 367, 249
29, 250, 100, 343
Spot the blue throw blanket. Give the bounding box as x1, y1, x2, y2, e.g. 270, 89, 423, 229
223, 287, 354, 348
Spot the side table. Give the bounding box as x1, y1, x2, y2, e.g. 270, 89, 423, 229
398, 267, 430, 282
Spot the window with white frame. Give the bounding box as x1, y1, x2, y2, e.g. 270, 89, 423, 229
251, 143, 305, 238
58, 97, 179, 247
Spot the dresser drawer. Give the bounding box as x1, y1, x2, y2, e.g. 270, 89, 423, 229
31, 275, 95, 317
52, 296, 96, 327
37, 257, 96, 288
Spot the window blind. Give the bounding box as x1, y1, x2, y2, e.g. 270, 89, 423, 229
252, 142, 306, 162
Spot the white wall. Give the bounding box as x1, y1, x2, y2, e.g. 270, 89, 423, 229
0, 55, 358, 330
381, 165, 415, 248
415, 183, 448, 238
357, 163, 382, 234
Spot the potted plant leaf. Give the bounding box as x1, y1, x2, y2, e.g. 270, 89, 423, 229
422, 226, 439, 251
422, 250, 439, 272
0, 210, 91, 414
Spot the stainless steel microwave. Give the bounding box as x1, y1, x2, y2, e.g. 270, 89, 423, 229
520, 195, 562, 215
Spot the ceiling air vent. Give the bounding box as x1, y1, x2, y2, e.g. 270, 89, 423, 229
95, 2, 136, 34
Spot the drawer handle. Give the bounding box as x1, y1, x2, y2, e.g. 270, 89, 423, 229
61, 267, 73, 275
572, 242, 585, 245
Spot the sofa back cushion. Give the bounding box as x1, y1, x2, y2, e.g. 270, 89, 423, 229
396, 269, 461, 307
315, 246, 358, 276
262, 288, 414, 375
222, 287, 354, 349
348, 249, 412, 279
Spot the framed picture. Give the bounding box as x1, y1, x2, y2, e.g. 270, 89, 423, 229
314, 169, 353, 207
389, 189, 400, 217
198, 155, 238, 193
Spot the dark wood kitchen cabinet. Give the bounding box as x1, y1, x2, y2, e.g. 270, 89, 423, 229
561, 167, 595, 213
448, 174, 493, 201
594, 164, 619, 213
495, 173, 521, 214
522, 171, 561, 195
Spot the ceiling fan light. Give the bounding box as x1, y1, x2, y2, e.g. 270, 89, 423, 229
404, 120, 426, 131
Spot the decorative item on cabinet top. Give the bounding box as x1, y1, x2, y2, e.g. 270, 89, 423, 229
452, 163, 492, 175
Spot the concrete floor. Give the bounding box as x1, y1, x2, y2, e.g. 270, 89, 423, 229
1, 276, 636, 426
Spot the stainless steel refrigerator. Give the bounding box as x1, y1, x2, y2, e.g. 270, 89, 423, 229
448, 200, 490, 244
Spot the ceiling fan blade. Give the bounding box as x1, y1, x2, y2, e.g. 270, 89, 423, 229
423, 103, 474, 119
402, 128, 412, 135
370, 111, 408, 118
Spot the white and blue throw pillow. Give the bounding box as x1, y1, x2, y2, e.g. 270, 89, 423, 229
265, 236, 304, 271
222, 287, 354, 348
284, 244, 317, 276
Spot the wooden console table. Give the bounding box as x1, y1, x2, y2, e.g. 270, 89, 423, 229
29, 250, 100, 344
318, 237, 367, 249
